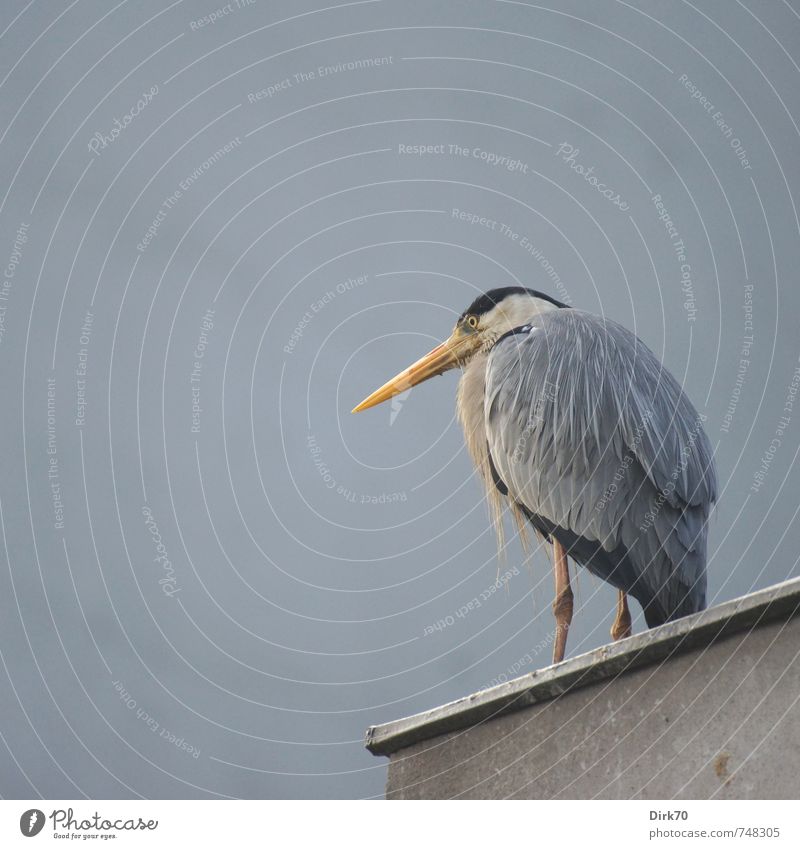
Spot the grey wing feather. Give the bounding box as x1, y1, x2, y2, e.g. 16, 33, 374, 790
484, 310, 716, 624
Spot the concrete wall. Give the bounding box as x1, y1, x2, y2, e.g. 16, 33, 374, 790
367, 579, 800, 799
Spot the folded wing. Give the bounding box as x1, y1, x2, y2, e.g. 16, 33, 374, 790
484, 309, 716, 626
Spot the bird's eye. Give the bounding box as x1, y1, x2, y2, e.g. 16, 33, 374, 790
466, 315, 479, 329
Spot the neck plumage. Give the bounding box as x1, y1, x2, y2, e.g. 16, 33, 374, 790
456, 350, 507, 548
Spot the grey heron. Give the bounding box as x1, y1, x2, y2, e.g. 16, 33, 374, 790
353, 288, 717, 664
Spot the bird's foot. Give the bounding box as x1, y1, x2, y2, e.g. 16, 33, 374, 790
610, 590, 632, 641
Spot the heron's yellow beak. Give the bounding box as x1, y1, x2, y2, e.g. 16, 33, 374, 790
352, 328, 472, 413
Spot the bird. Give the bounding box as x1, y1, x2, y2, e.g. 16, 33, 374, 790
352, 287, 717, 664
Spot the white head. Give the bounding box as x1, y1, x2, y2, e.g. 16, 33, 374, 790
352, 287, 568, 412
